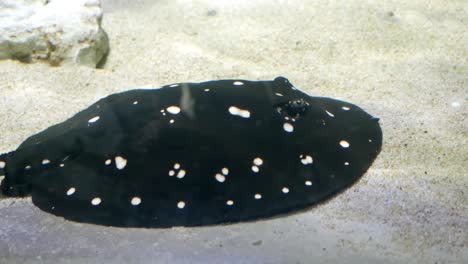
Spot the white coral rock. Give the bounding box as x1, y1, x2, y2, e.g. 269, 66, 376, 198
0, 0, 109, 67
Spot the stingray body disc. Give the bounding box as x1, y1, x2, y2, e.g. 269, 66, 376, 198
0, 77, 382, 227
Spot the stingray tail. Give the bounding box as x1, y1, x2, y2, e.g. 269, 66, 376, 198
0, 151, 9, 197
0, 152, 8, 178
0, 150, 31, 197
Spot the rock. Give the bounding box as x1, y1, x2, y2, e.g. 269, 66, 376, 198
0, 0, 109, 67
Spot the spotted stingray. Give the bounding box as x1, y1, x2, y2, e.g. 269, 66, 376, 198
0, 77, 382, 227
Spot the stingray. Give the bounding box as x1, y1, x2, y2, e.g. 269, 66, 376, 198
0, 77, 382, 227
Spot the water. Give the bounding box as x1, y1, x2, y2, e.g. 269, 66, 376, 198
0, 0, 466, 263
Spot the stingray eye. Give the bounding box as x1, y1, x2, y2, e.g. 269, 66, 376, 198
291, 99, 305, 108
289, 99, 308, 115
276, 98, 308, 118
275, 98, 308, 119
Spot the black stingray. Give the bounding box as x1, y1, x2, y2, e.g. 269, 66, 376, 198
0, 77, 382, 227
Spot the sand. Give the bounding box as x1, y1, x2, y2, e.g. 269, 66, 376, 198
0, 0, 466, 263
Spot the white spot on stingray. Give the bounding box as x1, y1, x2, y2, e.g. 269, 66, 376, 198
177, 201, 185, 209
42, 159, 50, 165
204, 88, 210, 92
105, 159, 111, 165
91, 197, 101, 206
25, 165, 31, 170
275, 93, 284, 97
0, 161, 5, 169
66, 187, 76, 196
167, 106, 181, 114
233, 81, 244, 86
282, 187, 290, 193
131, 197, 142, 206
254, 193, 262, 199
339, 140, 350, 148
228, 106, 251, 118
215, 173, 226, 183
221, 167, 229, 175
88, 116, 100, 123
133, 101, 138, 105
59, 163, 65, 167
171, 163, 185, 178
253, 157, 263, 166
169, 119, 175, 124
251, 165, 260, 173
170, 84, 179, 87
300, 155, 313, 165
115, 156, 127, 170
283, 122, 294, 133
305, 180, 312, 186
342, 106, 351, 111
226, 200, 234, 206
368, 139, 373, 142
325, 110, 335, 117
177, 169, 186, 179
344, 162, 350, 166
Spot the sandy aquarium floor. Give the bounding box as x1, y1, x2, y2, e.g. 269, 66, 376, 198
0, 0, 466, 263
